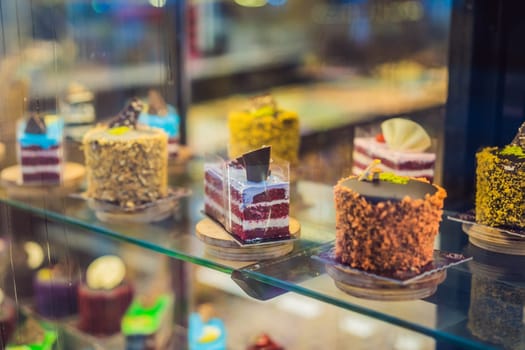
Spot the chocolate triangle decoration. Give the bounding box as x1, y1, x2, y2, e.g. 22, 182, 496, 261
242, 146, 271, 182
147, 90, 168, 116
25, 114, 47, 134
511, 121, 525, 148
108, 97, 143, 129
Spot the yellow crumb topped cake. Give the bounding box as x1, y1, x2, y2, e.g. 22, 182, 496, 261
476, 123, 525, 228
83, 98, 168, 209
228, 94, 300, 165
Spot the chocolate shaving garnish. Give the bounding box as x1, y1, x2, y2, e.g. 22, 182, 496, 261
242, 146, 271, 182
108, 97, 143, 129
24, 114, 47, 135
511, 121, 525, 148
249, 93, 278, 117
147, 90, 168, 116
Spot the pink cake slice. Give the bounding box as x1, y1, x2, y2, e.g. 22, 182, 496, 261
352, 137, 435, 181
204, 160, 290, 242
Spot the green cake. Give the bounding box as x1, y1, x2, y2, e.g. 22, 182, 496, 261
476, 143, 525, 228
121, 294, 173, 349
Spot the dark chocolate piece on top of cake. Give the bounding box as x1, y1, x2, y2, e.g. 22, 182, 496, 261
242, 146, 271, 182
108, 97, 143, 129
25, 114, 47, 135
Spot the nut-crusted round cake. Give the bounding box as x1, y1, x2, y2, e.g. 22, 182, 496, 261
83, 99, 168, 209
334, 173, 446, 275
476, 145, 525, 229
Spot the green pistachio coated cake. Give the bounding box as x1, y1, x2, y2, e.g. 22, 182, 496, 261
476, 124, 525, 228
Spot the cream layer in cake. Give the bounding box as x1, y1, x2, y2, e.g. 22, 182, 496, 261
352, 137, 435, 180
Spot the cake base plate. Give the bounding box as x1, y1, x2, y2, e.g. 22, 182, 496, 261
0, 142, 4, 164
463, 223, 525, 256
315, 247, 470, 301
195, 217, 300, 261
0, 163, 85, 198
327, 264, 447, 301
86, 188, 189, 224
448, 213, 525, 255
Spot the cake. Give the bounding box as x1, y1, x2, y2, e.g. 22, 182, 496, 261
138, 90, 180, 158
0, 290, 16, 347
33, 263, 79, 319
78, 256, 134, 335
121, 294, 174, 350
228, 94, 300, 165
17, 114, 64, 185
476, 123, 525, 228
247, 334, 284, 350
334, 166, 446, 275
188, 304, 226, 350
7, 319, 57, 350
59, 82, 96, 138
204, 146, 290, 243
83, 98, 168, 209
352, 118, 435, 181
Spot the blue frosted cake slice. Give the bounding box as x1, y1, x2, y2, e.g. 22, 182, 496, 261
17, 115, 64, 185
138, 90, 180, 158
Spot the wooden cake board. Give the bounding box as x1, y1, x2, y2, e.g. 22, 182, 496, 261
0, 143, 4, 165
0, 163, 85, 198
195, 217, 300, 261
326, 264, 447, 301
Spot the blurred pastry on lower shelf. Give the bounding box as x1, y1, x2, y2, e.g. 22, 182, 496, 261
6, 318, 57, 350
0, 290, 17, 347
78, 255, 134, 336
247, 333, 284, 350
121, 294, 174, 350
189, 303, 226, 350
34, 263, 79, 319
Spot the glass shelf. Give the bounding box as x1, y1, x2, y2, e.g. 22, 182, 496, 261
0, 159, 514, 350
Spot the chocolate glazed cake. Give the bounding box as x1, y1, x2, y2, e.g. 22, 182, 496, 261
334, 173, 446, 275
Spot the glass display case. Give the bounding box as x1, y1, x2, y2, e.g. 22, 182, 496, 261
0, 0, 523, 349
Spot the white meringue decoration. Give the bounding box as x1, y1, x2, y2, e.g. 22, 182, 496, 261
86, 255, 126, 290
381, 118, 431, 152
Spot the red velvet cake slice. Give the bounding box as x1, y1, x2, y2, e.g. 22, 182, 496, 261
17, 114, 64, 185
204, 147, 290, 243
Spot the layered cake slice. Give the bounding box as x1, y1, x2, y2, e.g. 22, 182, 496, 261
78, 256, 134, 335
204, 146, 290, 243
139, 90, 180, 158
352, 118, 435, 181
17, 114, 64, 185
334, 165, 446, 275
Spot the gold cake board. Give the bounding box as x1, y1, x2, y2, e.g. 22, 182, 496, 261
0, 143, 4, 164
463, 223, 525, 255
0, 163, 85, 198
195, 217, 300, 261
326, 265, 447, 301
